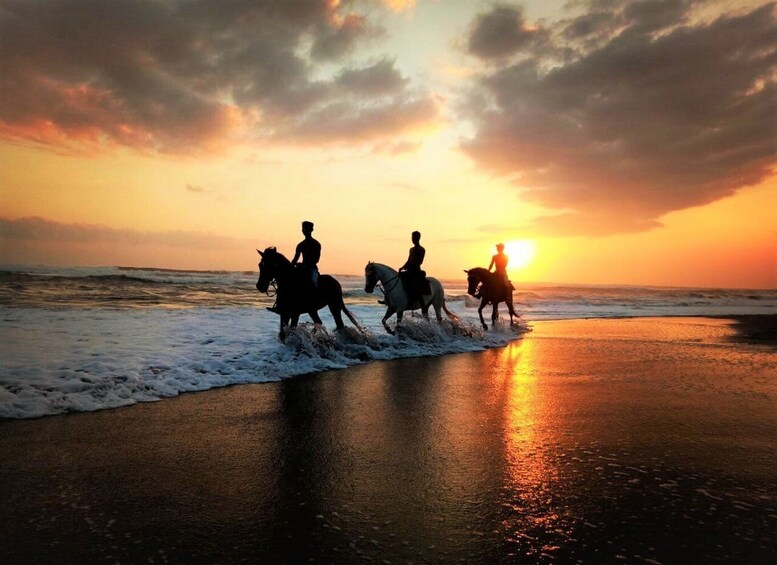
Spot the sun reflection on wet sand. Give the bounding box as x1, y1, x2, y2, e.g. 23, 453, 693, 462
493, 339, 571, 558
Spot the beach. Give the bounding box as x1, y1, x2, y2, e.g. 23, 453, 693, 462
1, 316, 775, 564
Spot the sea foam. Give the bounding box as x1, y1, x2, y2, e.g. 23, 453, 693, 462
0, 304, 527, 419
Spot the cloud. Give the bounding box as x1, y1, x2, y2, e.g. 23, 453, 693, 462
311, 14, 377, 61
273, 95, 440, 145
374, 140, 423, 155
0, 217, 246, 249
467, 4, 543, 60
461, 1, 777, 235
336, 59, 408, 96
0, 0, 431, 153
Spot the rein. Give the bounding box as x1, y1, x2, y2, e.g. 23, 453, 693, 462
374, 271, 401, 295
263, 279, 278, 298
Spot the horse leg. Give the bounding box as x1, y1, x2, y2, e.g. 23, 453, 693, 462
507, 300, 519, 324
328, 305, 345, 330
396, 309, 405, 333
290, 314, 300, 328
421, 303, 430, 321
310, 311, 323, 325
478, 299, 488, 330
492, 303, 499, 326
382, 307, 396, 335
279, 315, 290, 341
433, 300, 442, 324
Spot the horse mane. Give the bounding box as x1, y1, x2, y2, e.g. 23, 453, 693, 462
369, 262, 398, 276
263, 246, 292, 267
467, 267, 490, 277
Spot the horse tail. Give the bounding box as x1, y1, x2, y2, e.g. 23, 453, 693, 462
442, 300, 459, 322
342, 304, 364, 333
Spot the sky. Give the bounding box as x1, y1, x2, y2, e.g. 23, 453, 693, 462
0, 0, 775, 288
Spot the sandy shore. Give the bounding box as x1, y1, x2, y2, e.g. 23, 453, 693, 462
1, 316, 776, 564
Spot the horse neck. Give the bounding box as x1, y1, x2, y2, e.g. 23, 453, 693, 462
271, 255, 294, 285
374, 263, 398, 281
471, 267, 490, 282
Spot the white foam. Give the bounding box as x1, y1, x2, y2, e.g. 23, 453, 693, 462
0, 304, 528, 419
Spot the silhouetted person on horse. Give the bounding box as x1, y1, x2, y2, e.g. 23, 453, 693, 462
465, 243, 520, 329
399, 230, 430, 306
291, 221, 321, 289
488, 243, 513, 298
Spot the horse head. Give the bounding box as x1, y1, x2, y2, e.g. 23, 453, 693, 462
464, 267, 487, 296
364, 262, 378, 293
256, 246, 284, 293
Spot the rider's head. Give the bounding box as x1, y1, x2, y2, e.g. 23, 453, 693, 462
411, 230, 421, 244
496, 243, 505, 251
302, 221, 314, 236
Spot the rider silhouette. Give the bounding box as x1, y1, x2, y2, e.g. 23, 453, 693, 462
488, 243, 511, 297
291, 221, 321, 288
399, 230, 427, 305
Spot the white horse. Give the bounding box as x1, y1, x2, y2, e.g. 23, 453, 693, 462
364, 262, 459, 334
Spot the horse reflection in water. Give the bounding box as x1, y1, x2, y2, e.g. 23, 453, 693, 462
256, 247, 361, 341
465, 267, 521, 329
364, 262, 458, 335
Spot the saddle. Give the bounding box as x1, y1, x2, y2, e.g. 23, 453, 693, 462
400, 270, 431, 296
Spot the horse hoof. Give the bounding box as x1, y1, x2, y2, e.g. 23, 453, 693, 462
482, 324, 488, 330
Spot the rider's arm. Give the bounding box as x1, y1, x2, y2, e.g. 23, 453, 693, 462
291, 244, 301, 265
399, 249, 412, 271
488, 256, 495, 271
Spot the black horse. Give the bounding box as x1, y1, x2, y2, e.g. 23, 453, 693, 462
256, 247, 361, 340
464, 267, 521, 329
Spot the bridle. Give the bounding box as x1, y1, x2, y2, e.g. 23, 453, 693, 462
258, 258, 279, 298
466, 272, 482, 297
367, 265, 400, 296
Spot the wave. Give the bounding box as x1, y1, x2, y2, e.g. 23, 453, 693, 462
2, 265, 775, 316
0, 308, 525, 419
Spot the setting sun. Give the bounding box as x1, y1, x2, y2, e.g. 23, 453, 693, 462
503, 240, 537, 270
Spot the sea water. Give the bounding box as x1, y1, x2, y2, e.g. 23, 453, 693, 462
1, 266, 775, 418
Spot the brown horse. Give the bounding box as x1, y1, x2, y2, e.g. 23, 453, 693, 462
464, 267, 521, 329
256, 247, 361, 340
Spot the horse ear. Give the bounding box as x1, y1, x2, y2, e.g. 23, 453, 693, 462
257, 249, 264, 257
463, 269, 469, 274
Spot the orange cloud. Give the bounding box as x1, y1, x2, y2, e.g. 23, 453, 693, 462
0, 0, 423, 154
461, 2, 777, 236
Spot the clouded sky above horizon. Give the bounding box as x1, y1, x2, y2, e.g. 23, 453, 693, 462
1, 0, 775, 288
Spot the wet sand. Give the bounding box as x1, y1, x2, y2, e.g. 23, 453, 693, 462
1, 316, 776, 564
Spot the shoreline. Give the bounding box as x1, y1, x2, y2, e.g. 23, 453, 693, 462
0, 314, 775, 422
1, 316, 775, 564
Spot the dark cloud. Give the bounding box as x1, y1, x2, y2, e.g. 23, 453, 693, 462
336, 59, 407, 96
468, 4, 540, 60
0, 217, 244, 249
311, 14, 377, 61
0, 0, 433, 153
462, 2, 777, 235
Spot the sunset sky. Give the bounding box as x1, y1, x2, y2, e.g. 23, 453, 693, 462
1, 0, 775, 288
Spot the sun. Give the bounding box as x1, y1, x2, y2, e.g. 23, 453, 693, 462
503, 240, 537, 270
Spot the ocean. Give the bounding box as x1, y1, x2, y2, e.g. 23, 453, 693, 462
1, 265, 775, 419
